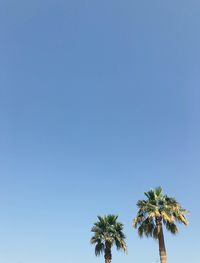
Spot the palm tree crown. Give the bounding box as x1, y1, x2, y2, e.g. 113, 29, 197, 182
133, 186, 188, 238
91, 215, 127, 257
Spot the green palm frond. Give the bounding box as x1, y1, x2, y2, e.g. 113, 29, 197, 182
163, 221, 178, 235
90, 214, 128, 256
133, 187, 188, 239
137, 217, 156, 238
95, 242, 104, 256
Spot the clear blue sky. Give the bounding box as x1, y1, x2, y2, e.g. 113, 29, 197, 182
0, 0, 200, 263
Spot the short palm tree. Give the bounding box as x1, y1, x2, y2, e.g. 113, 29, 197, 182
90, 215, 127, 263
133, 187, 188, 263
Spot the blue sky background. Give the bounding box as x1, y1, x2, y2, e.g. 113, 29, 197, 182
0, 0, 200, 263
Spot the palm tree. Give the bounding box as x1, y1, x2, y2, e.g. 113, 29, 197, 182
133, 187, 188, 263
90, 215, 127, 263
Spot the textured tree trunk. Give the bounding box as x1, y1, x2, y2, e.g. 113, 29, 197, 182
104, 241, 112, 263
156, 218, 167, 263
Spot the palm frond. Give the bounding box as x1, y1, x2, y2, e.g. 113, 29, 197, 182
90, 214, 127, 256
133, 187, 188, 239
95, 242, 104, 256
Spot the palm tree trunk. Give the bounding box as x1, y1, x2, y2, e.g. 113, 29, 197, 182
156, 218, 167, 263
104, 241, 112, 263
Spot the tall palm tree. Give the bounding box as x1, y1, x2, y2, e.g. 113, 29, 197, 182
90, 215, 127, 263
133, 187, 188, 263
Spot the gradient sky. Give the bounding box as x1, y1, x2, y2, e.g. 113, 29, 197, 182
0, 1, 200, 263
